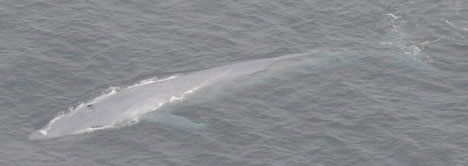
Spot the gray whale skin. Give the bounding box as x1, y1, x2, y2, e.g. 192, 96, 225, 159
29, 51, 319, 140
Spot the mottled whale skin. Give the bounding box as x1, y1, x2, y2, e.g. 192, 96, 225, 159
29, 51, 319, 140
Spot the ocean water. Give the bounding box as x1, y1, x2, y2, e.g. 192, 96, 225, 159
1, 0, 468, 165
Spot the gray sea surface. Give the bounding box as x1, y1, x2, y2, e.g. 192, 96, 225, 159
1, 0, 468, 165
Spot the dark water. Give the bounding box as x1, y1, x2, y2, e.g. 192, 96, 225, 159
1, 0, 468, 165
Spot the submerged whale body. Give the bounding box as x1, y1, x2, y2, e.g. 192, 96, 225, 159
29, 51, 322, 140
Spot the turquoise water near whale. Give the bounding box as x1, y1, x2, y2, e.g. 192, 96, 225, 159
1, 0, 468, 165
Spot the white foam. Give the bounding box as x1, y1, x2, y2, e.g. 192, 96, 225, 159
73, 112, 145, 135
38, 130, 47, 135
128, 75, 178, 89
169, 85, 204, 104
379, 14, 438, 64
74, 126, 110, 135
38, 111, 66, 135
444, 19, 455, 27
443, 19, 468, 32
384, 13, 400, 20
73, 119, 138, 135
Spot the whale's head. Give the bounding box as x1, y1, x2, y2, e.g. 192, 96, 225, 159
28, 105, 110, 140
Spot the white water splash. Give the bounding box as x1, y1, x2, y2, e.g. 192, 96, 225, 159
128, 75, 178, 89
380, 13, 438, 64
443, 19, 468, 32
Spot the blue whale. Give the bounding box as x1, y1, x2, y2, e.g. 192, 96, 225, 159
30, 51, 330, 140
